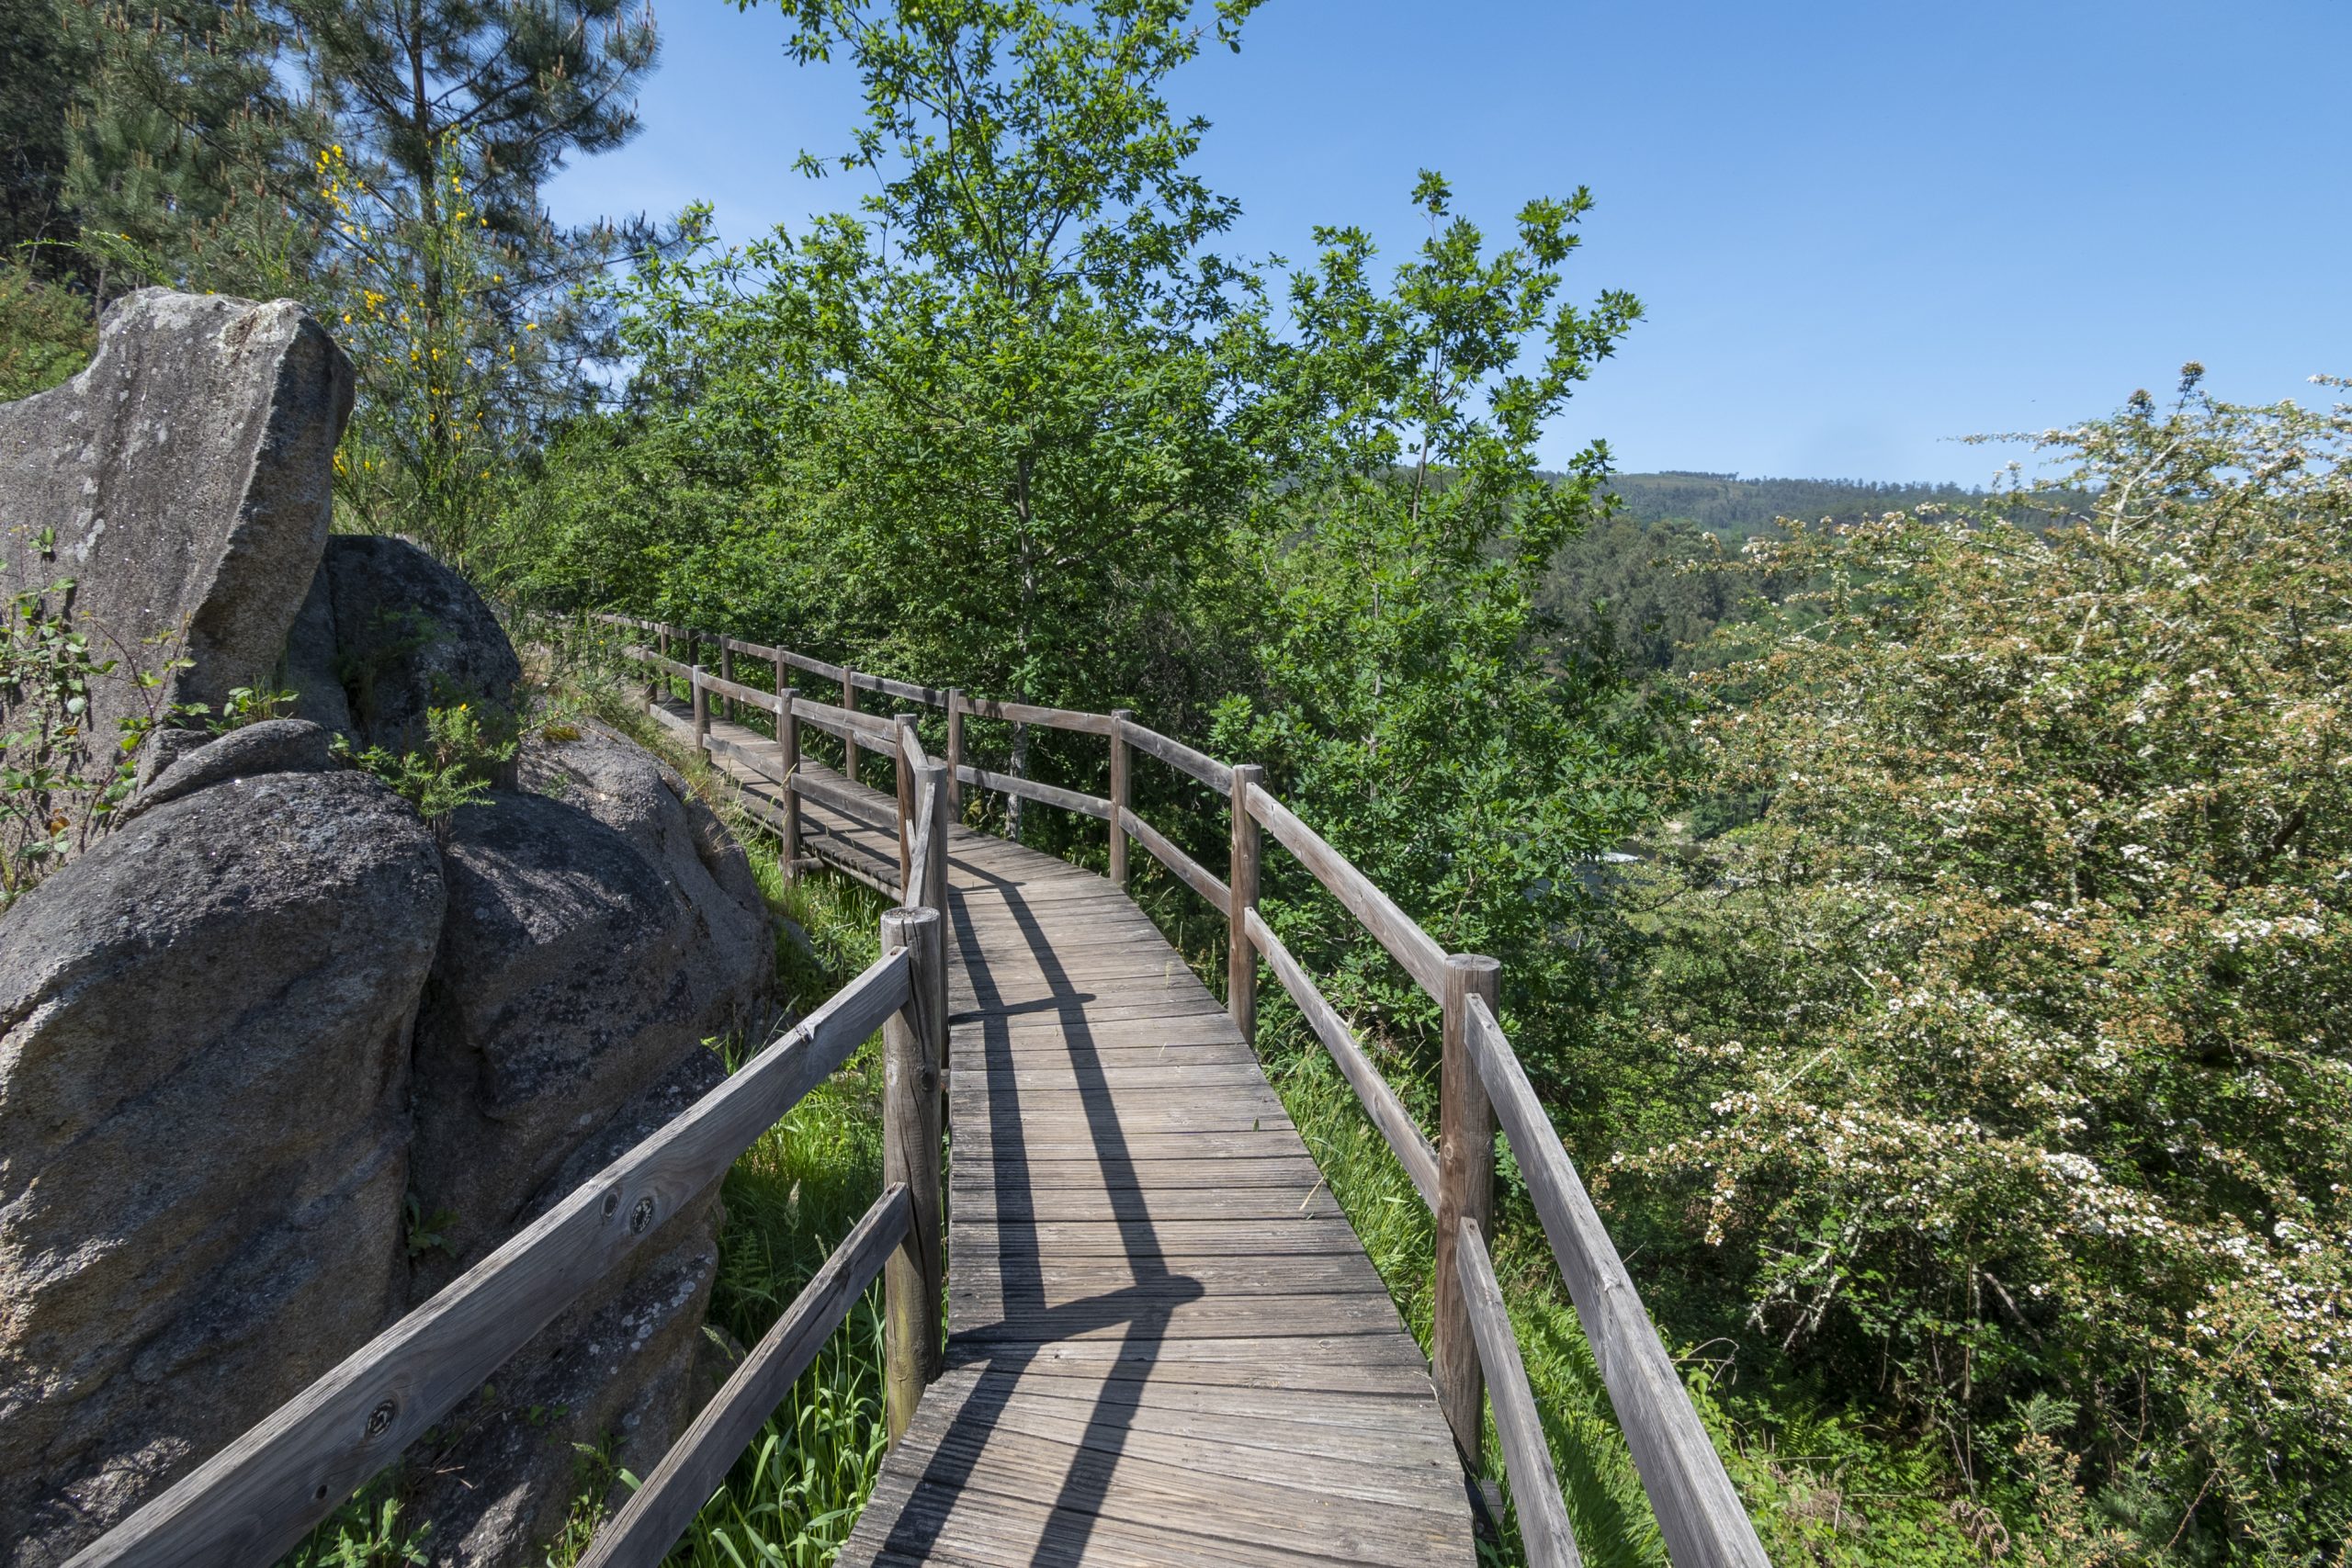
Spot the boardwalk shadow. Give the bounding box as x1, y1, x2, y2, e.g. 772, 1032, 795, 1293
875, 849, 1204, 1566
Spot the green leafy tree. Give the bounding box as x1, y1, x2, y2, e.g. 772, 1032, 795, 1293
577, 0, 1266, 805
1215, 172, 1657, 1068
1611, 371, 2352, 1555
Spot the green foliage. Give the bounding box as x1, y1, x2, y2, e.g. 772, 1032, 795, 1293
1216, 170, 1663, 1077
277, 1487, 429, 1568
520, 0, 1264, 726
0, 572, 197, 902
1609, 372, 2352, 1558
0, 259, 94, 400
335, 701, 519, 829
59, 0, 319, 305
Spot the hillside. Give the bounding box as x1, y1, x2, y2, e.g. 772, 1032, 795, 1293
1603, 470, 1987, 542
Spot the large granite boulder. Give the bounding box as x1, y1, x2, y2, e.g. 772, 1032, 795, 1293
0, 732, 444, 1563
399, 721, 768, 1561
405, 1050, 727, 1563
0, 290, 351, 761
284, 535, 522, 752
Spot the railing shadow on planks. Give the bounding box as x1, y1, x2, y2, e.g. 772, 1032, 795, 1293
65, 611, 1765, 1568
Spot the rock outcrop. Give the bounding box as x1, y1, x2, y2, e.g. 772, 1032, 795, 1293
0, 290, 352, 759
0, 736, 444, 1564
400, 721, 768, 1560
285, 535, 523, 752
0, 293, 776, 1566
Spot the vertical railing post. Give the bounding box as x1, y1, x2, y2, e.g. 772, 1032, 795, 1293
1434, 952, 1502, 1464
778, 684, 801, 883
894, 716, 918, 893
691, 665, 708, 758
919, 760, 950, 919
718, 641, 736, 722
1227, 762, 1263, 1044
1108, 708, 1132, 889
684, 628, 700, 685
945, 690, 965, 813
880, 905, 945, 1444
842, 669, 862, 786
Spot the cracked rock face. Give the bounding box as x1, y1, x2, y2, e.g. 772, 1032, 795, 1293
0, 752, 444, 1564
0, 289, 353, 765
0, 294, 775, 1567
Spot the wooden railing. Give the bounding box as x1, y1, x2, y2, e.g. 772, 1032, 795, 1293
69, 848, 954, 1566
600, 615, 1768, 1568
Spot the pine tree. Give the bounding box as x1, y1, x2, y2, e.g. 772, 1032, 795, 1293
1, 0, 85, 276
59, 0, 317, 305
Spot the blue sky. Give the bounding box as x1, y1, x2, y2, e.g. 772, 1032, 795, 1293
545, 1, 2349, 484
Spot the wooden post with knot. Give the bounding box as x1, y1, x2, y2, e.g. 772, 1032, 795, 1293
1433, 952, 1501, 1465
880, 905, 945, 1443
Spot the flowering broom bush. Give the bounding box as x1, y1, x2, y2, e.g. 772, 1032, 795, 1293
1613, 370, 2352, 1558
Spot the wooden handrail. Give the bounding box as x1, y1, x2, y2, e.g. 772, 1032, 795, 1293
70, 948, 916, 1568
576, 1185, 912, 1568
1456, 1219, 1581, 1568
1123, 721, 1232, 795
1245, 908, 1437, 1208
956, 693, 1115, 735
954, 763, 1113, 821
1465, 997, 1767, 1567
1119, 807, 1227, 909
694, 666, 783, 716
1246, 787, 1449, 1001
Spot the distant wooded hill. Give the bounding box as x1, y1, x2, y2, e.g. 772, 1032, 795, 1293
1602, 470, 1987, 542
1542, 472, 1996, 673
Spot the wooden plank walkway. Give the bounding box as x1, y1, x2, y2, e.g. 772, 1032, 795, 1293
663, 699, 1476, 1566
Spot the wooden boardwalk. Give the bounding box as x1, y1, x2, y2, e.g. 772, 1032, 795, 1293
672, 702, 1476, 1566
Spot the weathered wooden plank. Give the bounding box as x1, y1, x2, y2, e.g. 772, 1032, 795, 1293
1454, 1218, 1580, 1568
1464, 997, 1767, 1567
577, 1185, 910, 1568
1247, 787, 1449, 1000
70, 951, 912, 1568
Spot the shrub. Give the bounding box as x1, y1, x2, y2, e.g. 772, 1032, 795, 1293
1611, 372, 2352, 1555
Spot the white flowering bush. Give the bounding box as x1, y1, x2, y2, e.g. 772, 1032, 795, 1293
1612, 372, 2352, 1557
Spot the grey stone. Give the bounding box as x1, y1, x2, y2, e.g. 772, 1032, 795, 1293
0, 289, 353, 768
280, 563, 354, 738
407, 1049, 727, 1565
304, 536, 520, 753
0, 766, 445, 1563
400, 721, 769, 1564
408, 731, 770, 1280
125, 717, 337, 818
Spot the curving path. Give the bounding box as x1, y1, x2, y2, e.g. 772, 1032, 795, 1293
667, 700, 1476, 1566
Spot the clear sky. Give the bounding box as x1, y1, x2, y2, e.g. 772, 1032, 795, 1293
543, 0, 2350, 485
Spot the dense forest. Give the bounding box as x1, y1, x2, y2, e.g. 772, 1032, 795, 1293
3, 3, 2346, 1565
